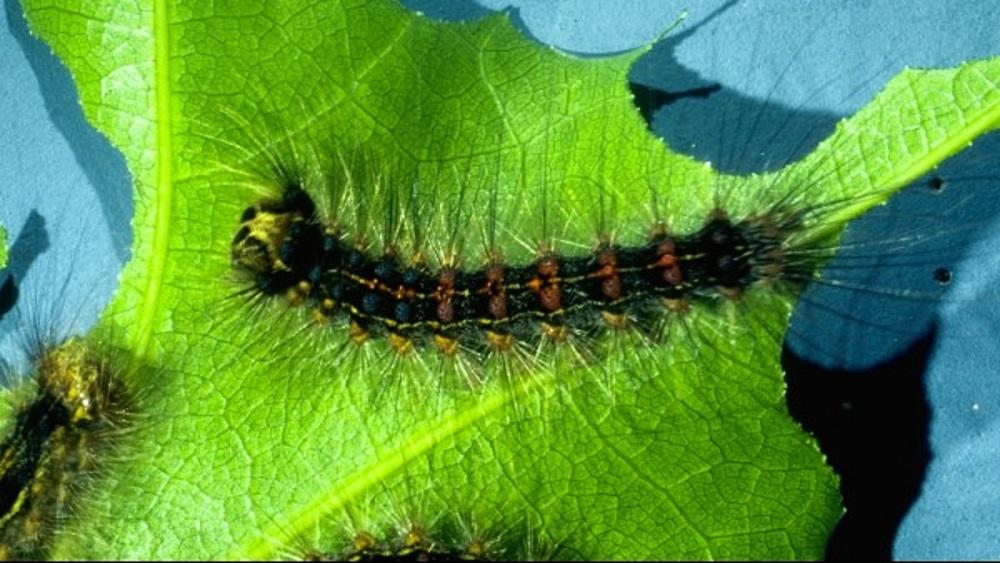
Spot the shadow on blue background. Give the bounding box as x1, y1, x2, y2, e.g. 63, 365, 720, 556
632, 21, 841, 174
630, 0, 821, 173
785, 327, 934, 560
0, 0, 132, 366
0, 211, 48, 319
401, 0, 492, 21
3, 0, 131, 264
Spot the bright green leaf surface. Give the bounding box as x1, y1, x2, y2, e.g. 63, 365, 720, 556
0, 224, 6, 270
18, 0, 1000, 559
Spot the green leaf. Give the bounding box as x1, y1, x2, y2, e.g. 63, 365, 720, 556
0, 224, 6, 270
17, 0, 1000, 559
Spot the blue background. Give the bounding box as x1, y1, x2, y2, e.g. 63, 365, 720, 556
1, 0, 998, 558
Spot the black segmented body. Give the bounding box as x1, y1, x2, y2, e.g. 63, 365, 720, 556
0, 394, 70, 523
232, 186, 788, 355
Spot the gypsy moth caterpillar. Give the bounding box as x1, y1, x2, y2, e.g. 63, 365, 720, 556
0, 181, 140, 559
268, 493, 548, 562
0, 330, 136, 559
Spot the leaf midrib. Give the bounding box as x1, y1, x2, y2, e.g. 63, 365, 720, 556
793, 65, 1000, 247
132, 0, 173, 358
823, 79, 998, 237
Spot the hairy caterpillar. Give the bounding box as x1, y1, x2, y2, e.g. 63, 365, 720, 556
217, 98, 994, 391
0, 228, 153, 558
0, 329, 135, 559
229, 174, 809, 363
303, 527, 490, 561
269, 498, 553, 562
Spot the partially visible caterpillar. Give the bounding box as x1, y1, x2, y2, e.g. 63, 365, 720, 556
310, 527, 489, 561
0, 336, 131, 559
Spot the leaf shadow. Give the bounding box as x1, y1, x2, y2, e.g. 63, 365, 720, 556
784, 327, 934, 561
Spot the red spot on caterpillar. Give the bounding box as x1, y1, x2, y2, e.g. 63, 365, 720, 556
537, 255, 559, 278
530, 255, 562, 312
539, 285, 561, 312
488, 294, 508, 320
654, 238, 683, 286
483, 263, 507, 320
434, 267, 457, 324
596, 248, 622, 300
663, 264, 683, 286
